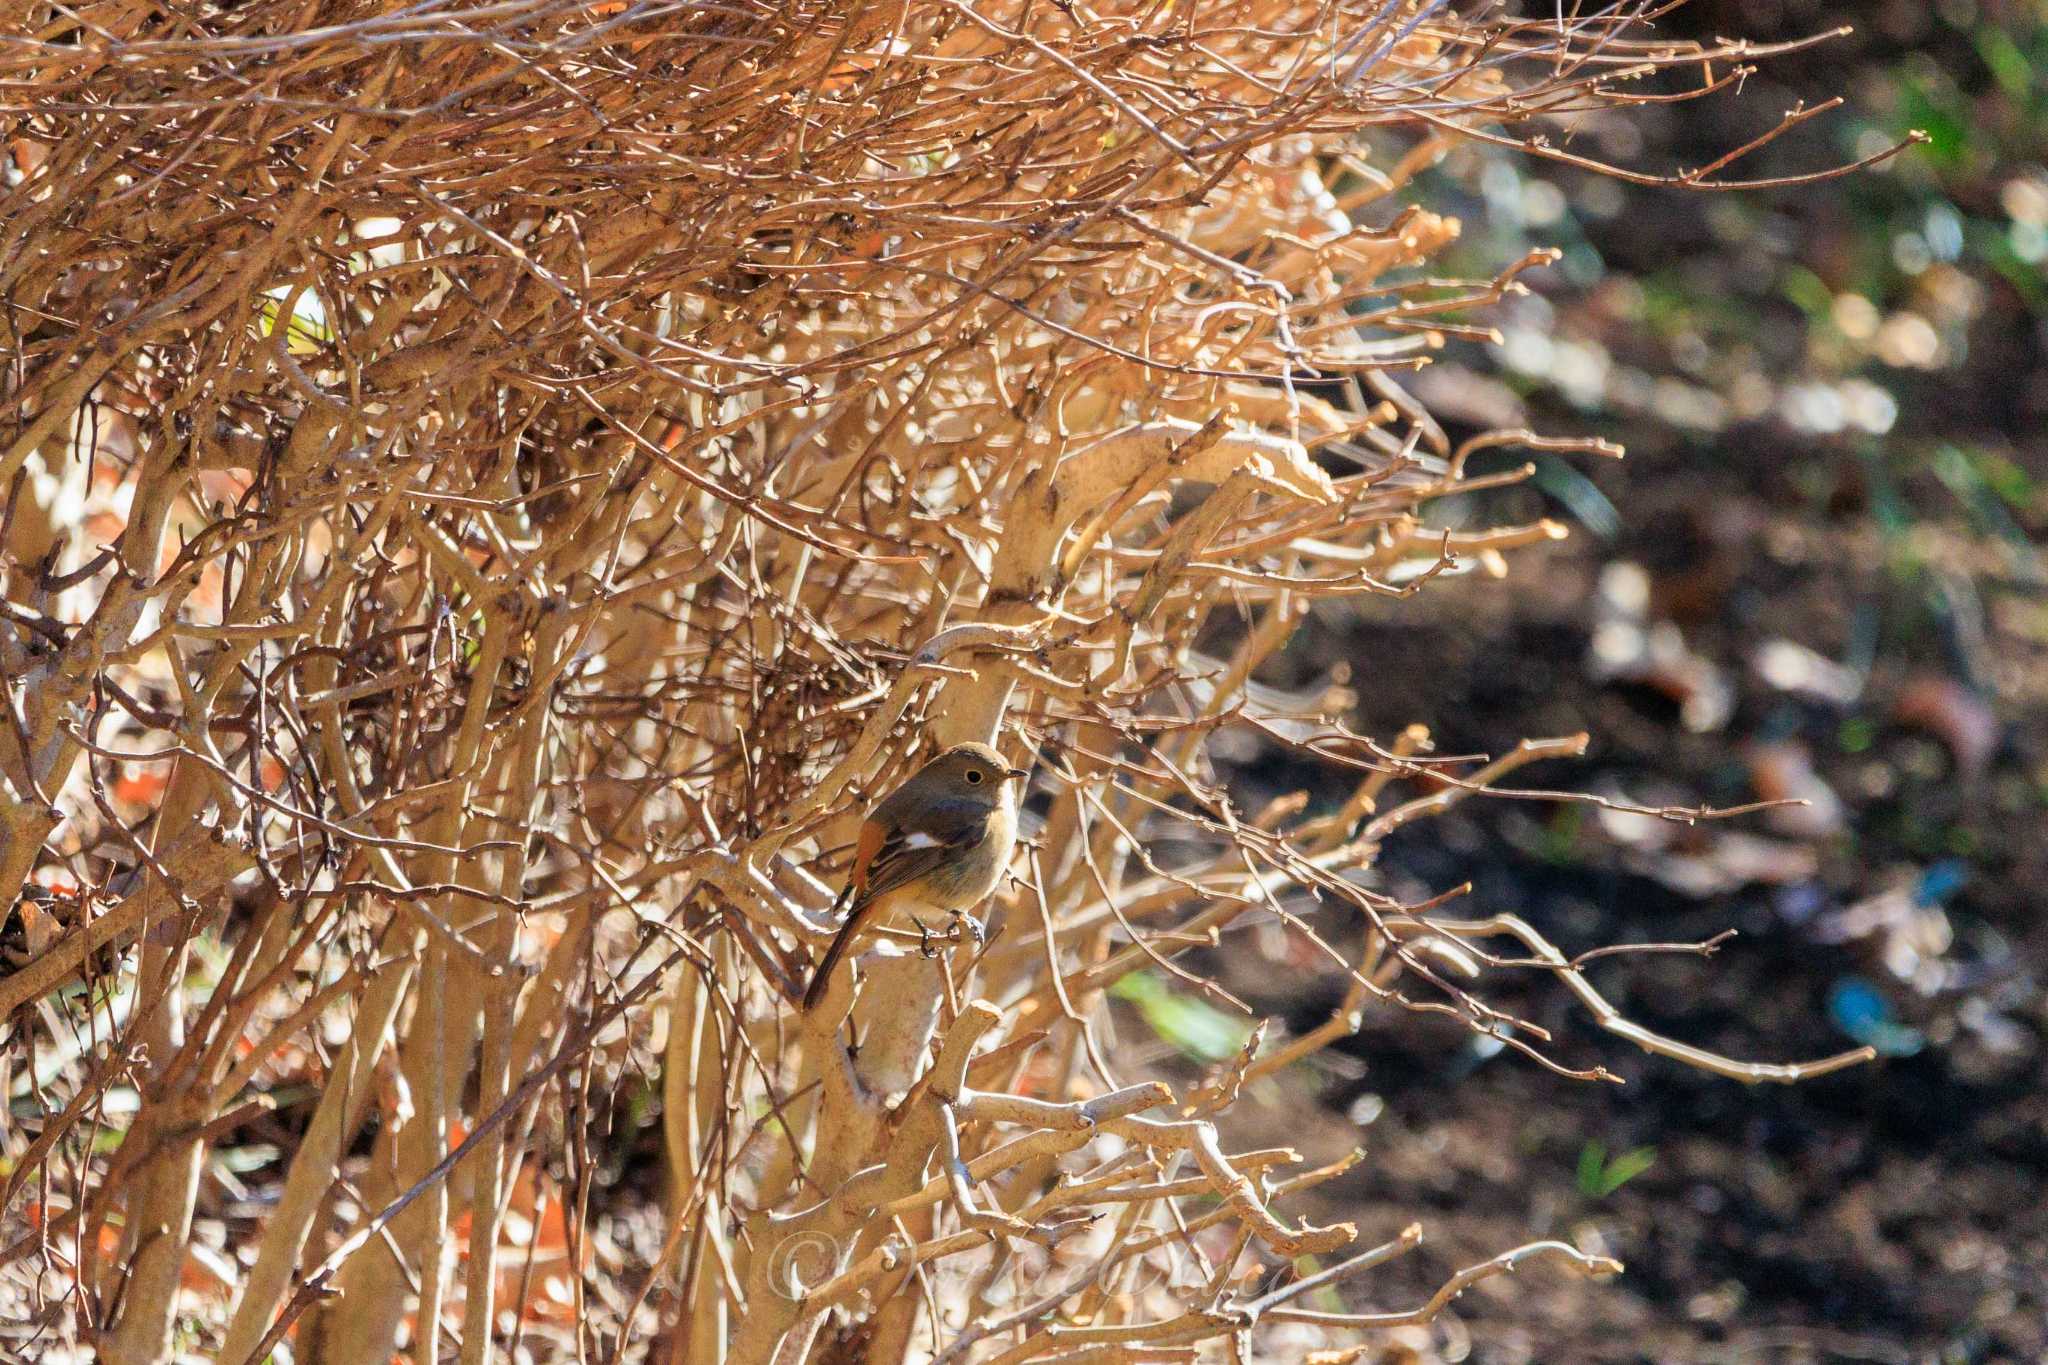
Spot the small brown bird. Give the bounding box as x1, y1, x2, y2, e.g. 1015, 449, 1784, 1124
802, 741, 1028, 1011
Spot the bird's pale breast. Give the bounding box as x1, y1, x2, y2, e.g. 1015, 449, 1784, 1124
923, 802, 1015, 907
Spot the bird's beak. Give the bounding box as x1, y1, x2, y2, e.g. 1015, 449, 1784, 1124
1006, 767, 1031, 782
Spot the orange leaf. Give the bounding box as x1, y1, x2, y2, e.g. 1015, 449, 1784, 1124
529, 1189, 570, 1254
113, 766, 171, 807
180, 1243, 238, 1299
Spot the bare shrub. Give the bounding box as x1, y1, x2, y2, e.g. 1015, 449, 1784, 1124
0, 3, 1908, 1362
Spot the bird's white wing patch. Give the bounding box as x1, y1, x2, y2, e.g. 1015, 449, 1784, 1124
900, 831, 942, 849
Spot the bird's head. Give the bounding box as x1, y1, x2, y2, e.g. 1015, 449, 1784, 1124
925, 741, 1031, 797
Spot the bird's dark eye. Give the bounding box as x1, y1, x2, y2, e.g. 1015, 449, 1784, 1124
965, 769, 984, 784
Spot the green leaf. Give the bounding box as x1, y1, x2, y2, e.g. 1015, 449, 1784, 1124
1600, 1145, 1657, 1196
1577, 1139, 1656, 1197
1112, 971, 1252, 1063
1974, 25, 2034, 101
1576, 1140, 1606, 1196
1780, 266, 1834, 322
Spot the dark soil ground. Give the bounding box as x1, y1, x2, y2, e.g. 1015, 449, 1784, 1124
1198, 476, 2048, 1362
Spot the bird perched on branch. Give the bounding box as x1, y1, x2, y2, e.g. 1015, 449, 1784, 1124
802, 741, 1027, 1011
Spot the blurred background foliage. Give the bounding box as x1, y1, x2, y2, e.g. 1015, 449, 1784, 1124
1137, 3, 2048, 1360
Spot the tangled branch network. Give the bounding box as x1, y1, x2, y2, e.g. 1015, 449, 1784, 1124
0, 1, 1904, 1361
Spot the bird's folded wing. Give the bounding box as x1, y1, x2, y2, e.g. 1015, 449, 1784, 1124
856, 807, 989, 907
